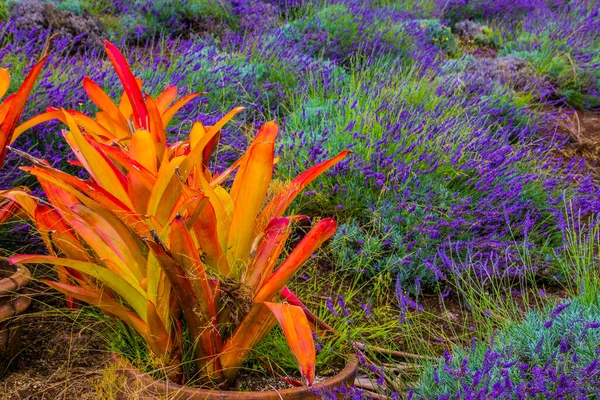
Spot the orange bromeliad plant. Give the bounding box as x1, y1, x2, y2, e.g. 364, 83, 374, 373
6, 42, 349, 387
0, 57, 47, 225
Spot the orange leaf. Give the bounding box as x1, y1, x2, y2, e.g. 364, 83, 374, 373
61, 110, 134, 210
254, 218, 337, 302
263, 302, 316, 385
146, 156, 185, 225
145, 96, 166, 161
145, 235, 224, 382
82, 76, 129, 133
43, 280, 153, 346
12, 109, 116, 144
189, 121, 206, 149
191, 200, 230, 276
178, 107, 244, 180
161, 93, 200, 127
12, 110, 63, 143
170, 215, 217, 320
33, 203, 91, 265
155, 86, 178, 114
129, 129, 158, 174
0, 68, 10, 99
220, 302, 316, 386
0, 198, 19, 225
219, 302, 278, 382
92, 140, 156, 190
145, 300, 175, 360
12, 255, 148, 320
23, 165, 137, 226
70, 202, 146, 281
127, 173, 152, 214
0, 95, 14, 126
0, 188, 37, 220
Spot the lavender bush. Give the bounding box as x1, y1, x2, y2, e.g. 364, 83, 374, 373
411, 296, 600, 398
1, 1, 600, 396
2, 0, 599, 284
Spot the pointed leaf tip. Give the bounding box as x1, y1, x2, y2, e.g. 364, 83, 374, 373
104, 40, 148, 130
264, 302, 316, 385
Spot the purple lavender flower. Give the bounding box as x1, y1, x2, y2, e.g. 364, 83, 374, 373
325, 297, 339, 316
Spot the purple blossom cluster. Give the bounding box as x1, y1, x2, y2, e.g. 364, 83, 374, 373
411, 296, 600, 399
317, 60, 599, 285
435, 0, 549, 23
2, 1, 600, 398
273, 2, 444, 66
1, 0, 600, 290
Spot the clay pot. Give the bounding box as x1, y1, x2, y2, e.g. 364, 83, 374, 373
115, 355, 358, 400
0, 257, 31, 375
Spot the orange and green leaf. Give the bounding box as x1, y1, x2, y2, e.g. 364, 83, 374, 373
226, 121, 277, 275
244, 217, 292, 291
170, 215, 217, 320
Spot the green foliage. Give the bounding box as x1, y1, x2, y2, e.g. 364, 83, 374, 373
97, 15, 122, 41
467, 24, 498, 49
275, 56, 566, 288
188, 0, 231, 18
370, 0, 437, 14
284, 3, 413, 65
102, 311, 215, 384
317, 3, 352, 32
415, 19, 462, 57
53, 0, 83, 14
332, 220, 405, 277
80, 0, 114, 16
0, 0, 11, 22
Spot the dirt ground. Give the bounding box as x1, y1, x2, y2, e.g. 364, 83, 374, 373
551, 108, 600, 177
0, 300, 109, 400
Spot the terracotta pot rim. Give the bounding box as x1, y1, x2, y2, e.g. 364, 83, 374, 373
0, 257, 31, 296
114, 353, 358, 399
0, 295, 32, 320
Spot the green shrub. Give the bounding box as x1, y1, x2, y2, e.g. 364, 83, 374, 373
414, 19, 461, 57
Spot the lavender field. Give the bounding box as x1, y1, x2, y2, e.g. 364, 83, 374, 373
0, 0, 599, 398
